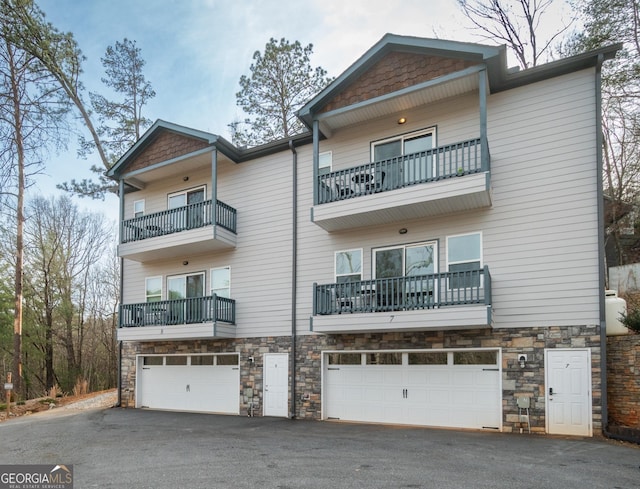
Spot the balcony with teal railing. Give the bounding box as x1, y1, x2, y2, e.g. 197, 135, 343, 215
311, 266, 492, 334
117, 295, 236, 341
118, 199, 237, 262
311, 138, 492, 232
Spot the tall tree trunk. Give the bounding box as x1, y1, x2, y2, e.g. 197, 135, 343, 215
44, 277, 54, 391
7, 39, 24, 398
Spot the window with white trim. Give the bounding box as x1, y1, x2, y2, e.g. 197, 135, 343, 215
335, 249, 362, 283
319, 151, 332, 176
145, 276, 162, 303
134, 199, 145, 218
446, 232, 482, 288
211, 266, 231, 298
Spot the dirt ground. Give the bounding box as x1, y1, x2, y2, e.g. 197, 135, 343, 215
0, 389, 117, 422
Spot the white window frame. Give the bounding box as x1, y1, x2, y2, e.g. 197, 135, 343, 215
145, 276, 163, 303
370, 127, 436, 161
446, 232, 483, 289
167, 185, 207, 208
446, 232, 483, 270
335, 249, 363, 283
211, 266, 231, 298
319, 151, 332, 176
372, 241, 438, 279
166, 271, 206, 300
133, 199, 145, 218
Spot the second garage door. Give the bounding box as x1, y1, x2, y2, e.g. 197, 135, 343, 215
324, 349, 501, 430
137, 353, 240, 414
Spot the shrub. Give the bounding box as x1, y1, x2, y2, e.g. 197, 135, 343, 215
619, 309, 640, 333
73, 378, 88, 396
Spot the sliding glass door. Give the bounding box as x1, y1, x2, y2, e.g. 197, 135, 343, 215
372, 129, 435, 185
167, 273, 205, 324
168, 186, 206, 230
374, 242, 437, 309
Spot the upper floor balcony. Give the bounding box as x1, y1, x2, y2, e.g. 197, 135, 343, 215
118, 199, 237, 262
116, 294, 236, 341
311, 137, 491, 232
311, 266, 492, 334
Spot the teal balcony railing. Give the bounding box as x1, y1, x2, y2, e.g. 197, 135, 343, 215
121, 199, 236, 243
313, 266, 490, 316
119, 295, 236, 327
316, 138, 489, 205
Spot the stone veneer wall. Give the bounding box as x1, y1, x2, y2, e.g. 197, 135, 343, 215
120, 325, 601, 433
606, 334, 640, 428
294, 326, 602, 434
120, 337, 292, 416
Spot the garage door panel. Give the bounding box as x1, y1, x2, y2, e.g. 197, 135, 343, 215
406, 388, 428, 403
474, 371, 499, 387
424, 408, 451, 425
363, 388, 384, 402
452, 370, 475, 385
362, 369, 384, 384
383, 369, 403, 384
426, 370, 451, 385
138, 356, 239, 414
340, 368, 364, 383
406, 370, 428, 384
426, 387, 452, 404
475, 389, 498, 406
324, 350, 501, 430
452, 389, 475, 405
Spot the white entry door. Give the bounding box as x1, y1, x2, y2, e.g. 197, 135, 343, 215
264, 353, 289, 417
545, 349, 592, 436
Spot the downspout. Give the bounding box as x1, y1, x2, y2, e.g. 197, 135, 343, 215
594, 53, 613, 440
289, 139, 298, 419
479, 68, 489, 172
211, 149, 218, 240
116, 178, 125, 407
594, 55, 636, 443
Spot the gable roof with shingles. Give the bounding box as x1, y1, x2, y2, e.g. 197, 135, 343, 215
299, 33, 620, 128
320, 51, 479, 114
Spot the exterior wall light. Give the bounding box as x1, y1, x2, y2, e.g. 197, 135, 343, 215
399, 228, 408, 234
182, 260, 189, 266
183, 176, 189, 181
397, 117, 407, 124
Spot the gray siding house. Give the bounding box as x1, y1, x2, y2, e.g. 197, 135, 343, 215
108, 34, 619, 435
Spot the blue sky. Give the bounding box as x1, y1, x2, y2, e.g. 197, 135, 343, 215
33, 0, 572, 220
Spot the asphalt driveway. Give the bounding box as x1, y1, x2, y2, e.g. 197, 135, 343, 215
0, 407, 638, 489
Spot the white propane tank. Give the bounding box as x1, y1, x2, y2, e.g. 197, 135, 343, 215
605, 290, 628, 336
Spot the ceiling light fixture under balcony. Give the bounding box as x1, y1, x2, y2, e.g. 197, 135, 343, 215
397, 117, 407, 124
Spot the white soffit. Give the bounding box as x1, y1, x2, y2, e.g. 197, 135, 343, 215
318, 72, 479, 133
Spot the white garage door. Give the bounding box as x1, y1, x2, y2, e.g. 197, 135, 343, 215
137, 354, 239, 414
324, 350, 501, 430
